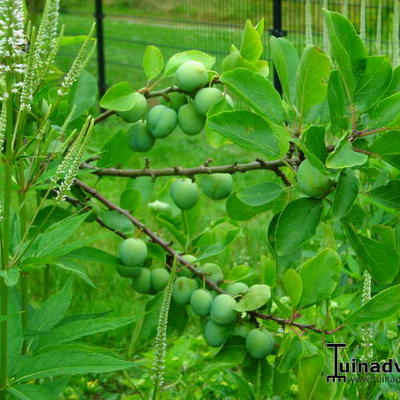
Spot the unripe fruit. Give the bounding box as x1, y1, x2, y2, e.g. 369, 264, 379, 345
178, 254, 197, 277
119, 238, 147, 266
169, 179, 199, 210
210, 294, 238, 325
147, 105, 178, 138
132, 267, 152, 294
245, 329, 274, 359
116, 265, 141, 278
118, 92, 148, 123
161, 92, 187, 111
176, 61, 209, 92
151, 268, 170, 293
199, 173, 233, 200
203, 319, 229, 347
233, 323, 252, 339
127, 121, 155, 152
194, 87, 224, 116
178, 103, 205, 136
200, 263, 223, 283
226, 282, 249, 297
190, 289, 213, 316
172, 277, 198, 305
297, 159, 333, 198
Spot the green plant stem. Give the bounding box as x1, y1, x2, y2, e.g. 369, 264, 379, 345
181, 210, 191, 251
0, 83, 14, 400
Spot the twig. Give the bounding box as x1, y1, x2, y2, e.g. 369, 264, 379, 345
73, 179, 345, 335
94, 110, 116, 124
80, 159, 298, 180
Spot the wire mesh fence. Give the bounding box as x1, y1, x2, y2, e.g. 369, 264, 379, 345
57, 0, 399, 94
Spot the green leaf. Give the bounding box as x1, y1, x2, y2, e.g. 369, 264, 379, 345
370, 131, 400, 155
214, 337, 247, 365
120, 189, 142, 212
299, 249, 342, 308
24, 213, 89, 260
240, 20, 263, 62
269, 37, 299, 104
234, 284, 271, 312
226, 193, 272, 221
69, 71, 98, 122
66, 247, 121, 266
296, 46, 330, 119
282, 269, 302, 306
332, 168, 359, 219
369, 181, 400, 209
368, 93, 400, 129
326, 140, 368, 169
28, 280, 72, 332
354, 56, 392, 112
274, 198, 323, 256
236, 182, 283, 207
14, 350, 138, 383
8, 385, 53, 400
164, 50, 215, 76
0, 268, 19, 287
297, 353, 325, 400
36, 317, 139, 349
344, 223, 399, 284
99, 210, 135, 234
348, 285, 400, 323
99, 81, 137, 111
98, 129, 140, 168
207, 111, 286, 160
221, 68, 285, 125
298, 125, 328, 173
55, 258, 94, 287
328, 70, 349, 134
143, 45, 164, 80
277, 336, 304, 373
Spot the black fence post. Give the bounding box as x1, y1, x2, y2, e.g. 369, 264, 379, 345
270, 0, 286, 93
94, 0, 107, 97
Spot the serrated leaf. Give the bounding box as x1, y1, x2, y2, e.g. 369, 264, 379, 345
240, 20, 263, 62
326, 141, 368, 169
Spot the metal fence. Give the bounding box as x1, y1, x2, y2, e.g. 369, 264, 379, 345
58, 0, 398, 96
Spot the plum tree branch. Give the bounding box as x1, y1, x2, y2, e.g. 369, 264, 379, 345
80, 159, 297, 181
72, 178, 344, 335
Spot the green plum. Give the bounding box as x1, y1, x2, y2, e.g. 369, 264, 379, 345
245, 329, 274, 359
200, 263, 223, 283
210, 294, 238, 325
194, 87, 224, 116
161, 92, 187, 111
175, 61, 209, 92
127, 121, 155, 152
190, 289, 213, 316
225, 282, 249, 297
178, 103, 205, 136
151, 268, 170, 293
147, 105, 178, 138
118, 92, 148, 123
199, 173, 233, 200
203, 319, 229, 347
169, 179, 199, 210
132, 267, 152, 294
118, 238, 147, 266
172, 277, 198, 305
297, 159, 333, 198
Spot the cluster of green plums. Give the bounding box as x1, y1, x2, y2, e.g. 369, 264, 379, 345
116, 241, 274, 359
117, 60, 232, 152
169, 173, 233, 210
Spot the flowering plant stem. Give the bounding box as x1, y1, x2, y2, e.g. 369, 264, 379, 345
0, 79, 14, 400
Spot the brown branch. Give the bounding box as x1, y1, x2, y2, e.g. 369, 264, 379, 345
80, 159, 298, 180
73, 178, 344, 335
94, 110, 116, 124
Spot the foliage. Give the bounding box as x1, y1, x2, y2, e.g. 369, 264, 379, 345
2, 2, 400, 400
